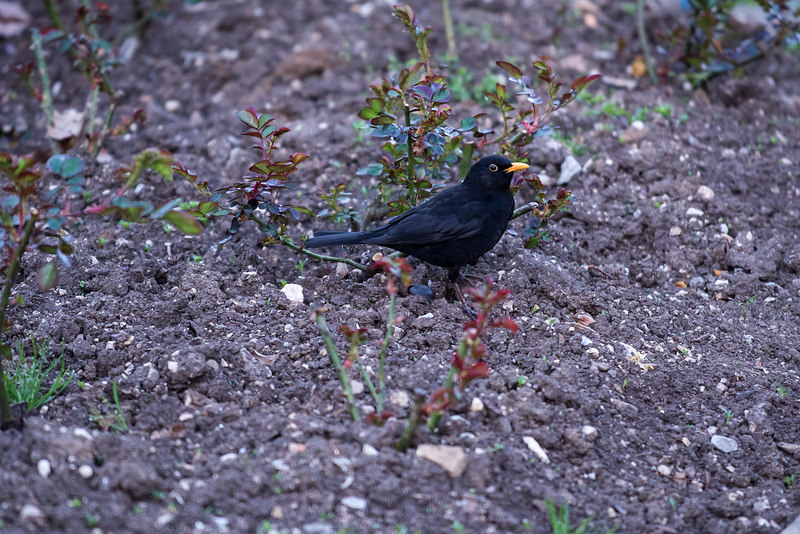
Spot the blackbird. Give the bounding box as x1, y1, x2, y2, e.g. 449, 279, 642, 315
305, 155, 529, 302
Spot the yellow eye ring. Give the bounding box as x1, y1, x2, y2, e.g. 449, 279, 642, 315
489, 163, 498, 172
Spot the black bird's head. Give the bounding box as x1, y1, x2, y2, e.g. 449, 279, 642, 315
463, 155, 529, 192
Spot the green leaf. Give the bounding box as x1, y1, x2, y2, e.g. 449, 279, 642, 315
162, 211, 202, 235
197, 201, 218, 215
150, 198, 184, 219
235, 109, 259, 129
459, 117, 476, 131
370, 115, 394, 126
60, 157, 85, 178
496, 60, 522, 80
38, 263, 58, 291
358, 107, 378, 120
46, 154, 66, 174
357, 163, 384, 176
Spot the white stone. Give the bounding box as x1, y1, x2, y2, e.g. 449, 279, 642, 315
696, 185, 715, 200
558, 155, 582, 185
686, 207, 704, 217
350, 380, 364, 395
362, 444, 378, 457
711, 435, 739, 453
281, 283, 304, 303
37, 459, 51, 479
78, 465, 93, 479
416, 444, 468, 477
470, 397, 484, 412
19, 504, 45, 523
341, 496, 367, 511
523, 436, 551, 464
669, 226, 682, 236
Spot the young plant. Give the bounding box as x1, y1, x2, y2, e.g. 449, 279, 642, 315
652, 0, 800, 88
331, 4, 598, 255
174, 108, 366, 272
18, 5, 145, 156
90, 382, 129, 433
423, 278, 518, 431
0, 150, 198, 429
4, 336, 73, 411
547, 499, 596, 534
313, 256, 412, 423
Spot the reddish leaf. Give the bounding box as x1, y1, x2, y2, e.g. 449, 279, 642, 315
496, 60, 522, 79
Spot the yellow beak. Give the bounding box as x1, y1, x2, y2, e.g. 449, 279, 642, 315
506, 162, 530, 173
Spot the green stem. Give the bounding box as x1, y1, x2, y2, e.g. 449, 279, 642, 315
314, 312, 361, 422
42, 0, 65, 30
404, 105, 417, 206
376, 294, 395, 414
86, 85, 99, 138
31, 30, 57, 153
441, 0, 456, 58
354, 352, 380, 410
278, 235, 368, 272
511, 201, 537, 220
396, 389, 427, 452
0, 214, 37, 428
426, 367, 456, 432
636, 0, 658, 86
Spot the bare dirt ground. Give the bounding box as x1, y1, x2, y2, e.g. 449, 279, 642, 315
1, 1, 800, 533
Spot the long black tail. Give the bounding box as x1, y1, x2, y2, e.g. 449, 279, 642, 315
305, 230, 368, 248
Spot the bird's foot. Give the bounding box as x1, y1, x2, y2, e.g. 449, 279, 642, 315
452, 282, 478, 318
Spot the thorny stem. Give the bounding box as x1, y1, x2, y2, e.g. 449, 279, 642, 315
0, 213, 38, 428
314, 312, 361, 422
636, 0, 658, 86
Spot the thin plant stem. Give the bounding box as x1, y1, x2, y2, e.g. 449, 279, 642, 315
396, 389, 426, 452
404, 105, 417, 206
314, 313, 361, 422
376, 293, 396, 414
0, 213, 37, 428
31, 30, 58, 154
426, 367, 456, 432
636, 0, 658, 86
353, 352, 380, 409
278, 235, 368, 272
42, 0, 65, 30
511, 201, 537, 220
441, 0, 456, 58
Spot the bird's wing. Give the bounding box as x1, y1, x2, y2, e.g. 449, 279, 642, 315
363, 190, 487, 245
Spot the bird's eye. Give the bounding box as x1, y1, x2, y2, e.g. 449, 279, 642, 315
489, 164, 498, 172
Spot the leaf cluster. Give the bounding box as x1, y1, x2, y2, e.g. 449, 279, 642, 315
174, 108, 311, 253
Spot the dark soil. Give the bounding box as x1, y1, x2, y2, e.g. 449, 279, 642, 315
2, 1, 800, 533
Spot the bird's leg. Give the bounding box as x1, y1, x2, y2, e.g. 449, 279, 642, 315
448, 268, 477, 318
452, 281, 477, 318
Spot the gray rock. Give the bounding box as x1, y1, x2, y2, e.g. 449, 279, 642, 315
558, 155, 582, 185
711, 435, 739, 453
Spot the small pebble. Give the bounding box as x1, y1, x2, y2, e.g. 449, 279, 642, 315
696, 185, 715, 200
686, 207, 704, 217
341, 496, 367, 511
37, 459, 51, 479
470, 397, 484, 412
711, 435, 739, 453
78, 465, 93, 479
